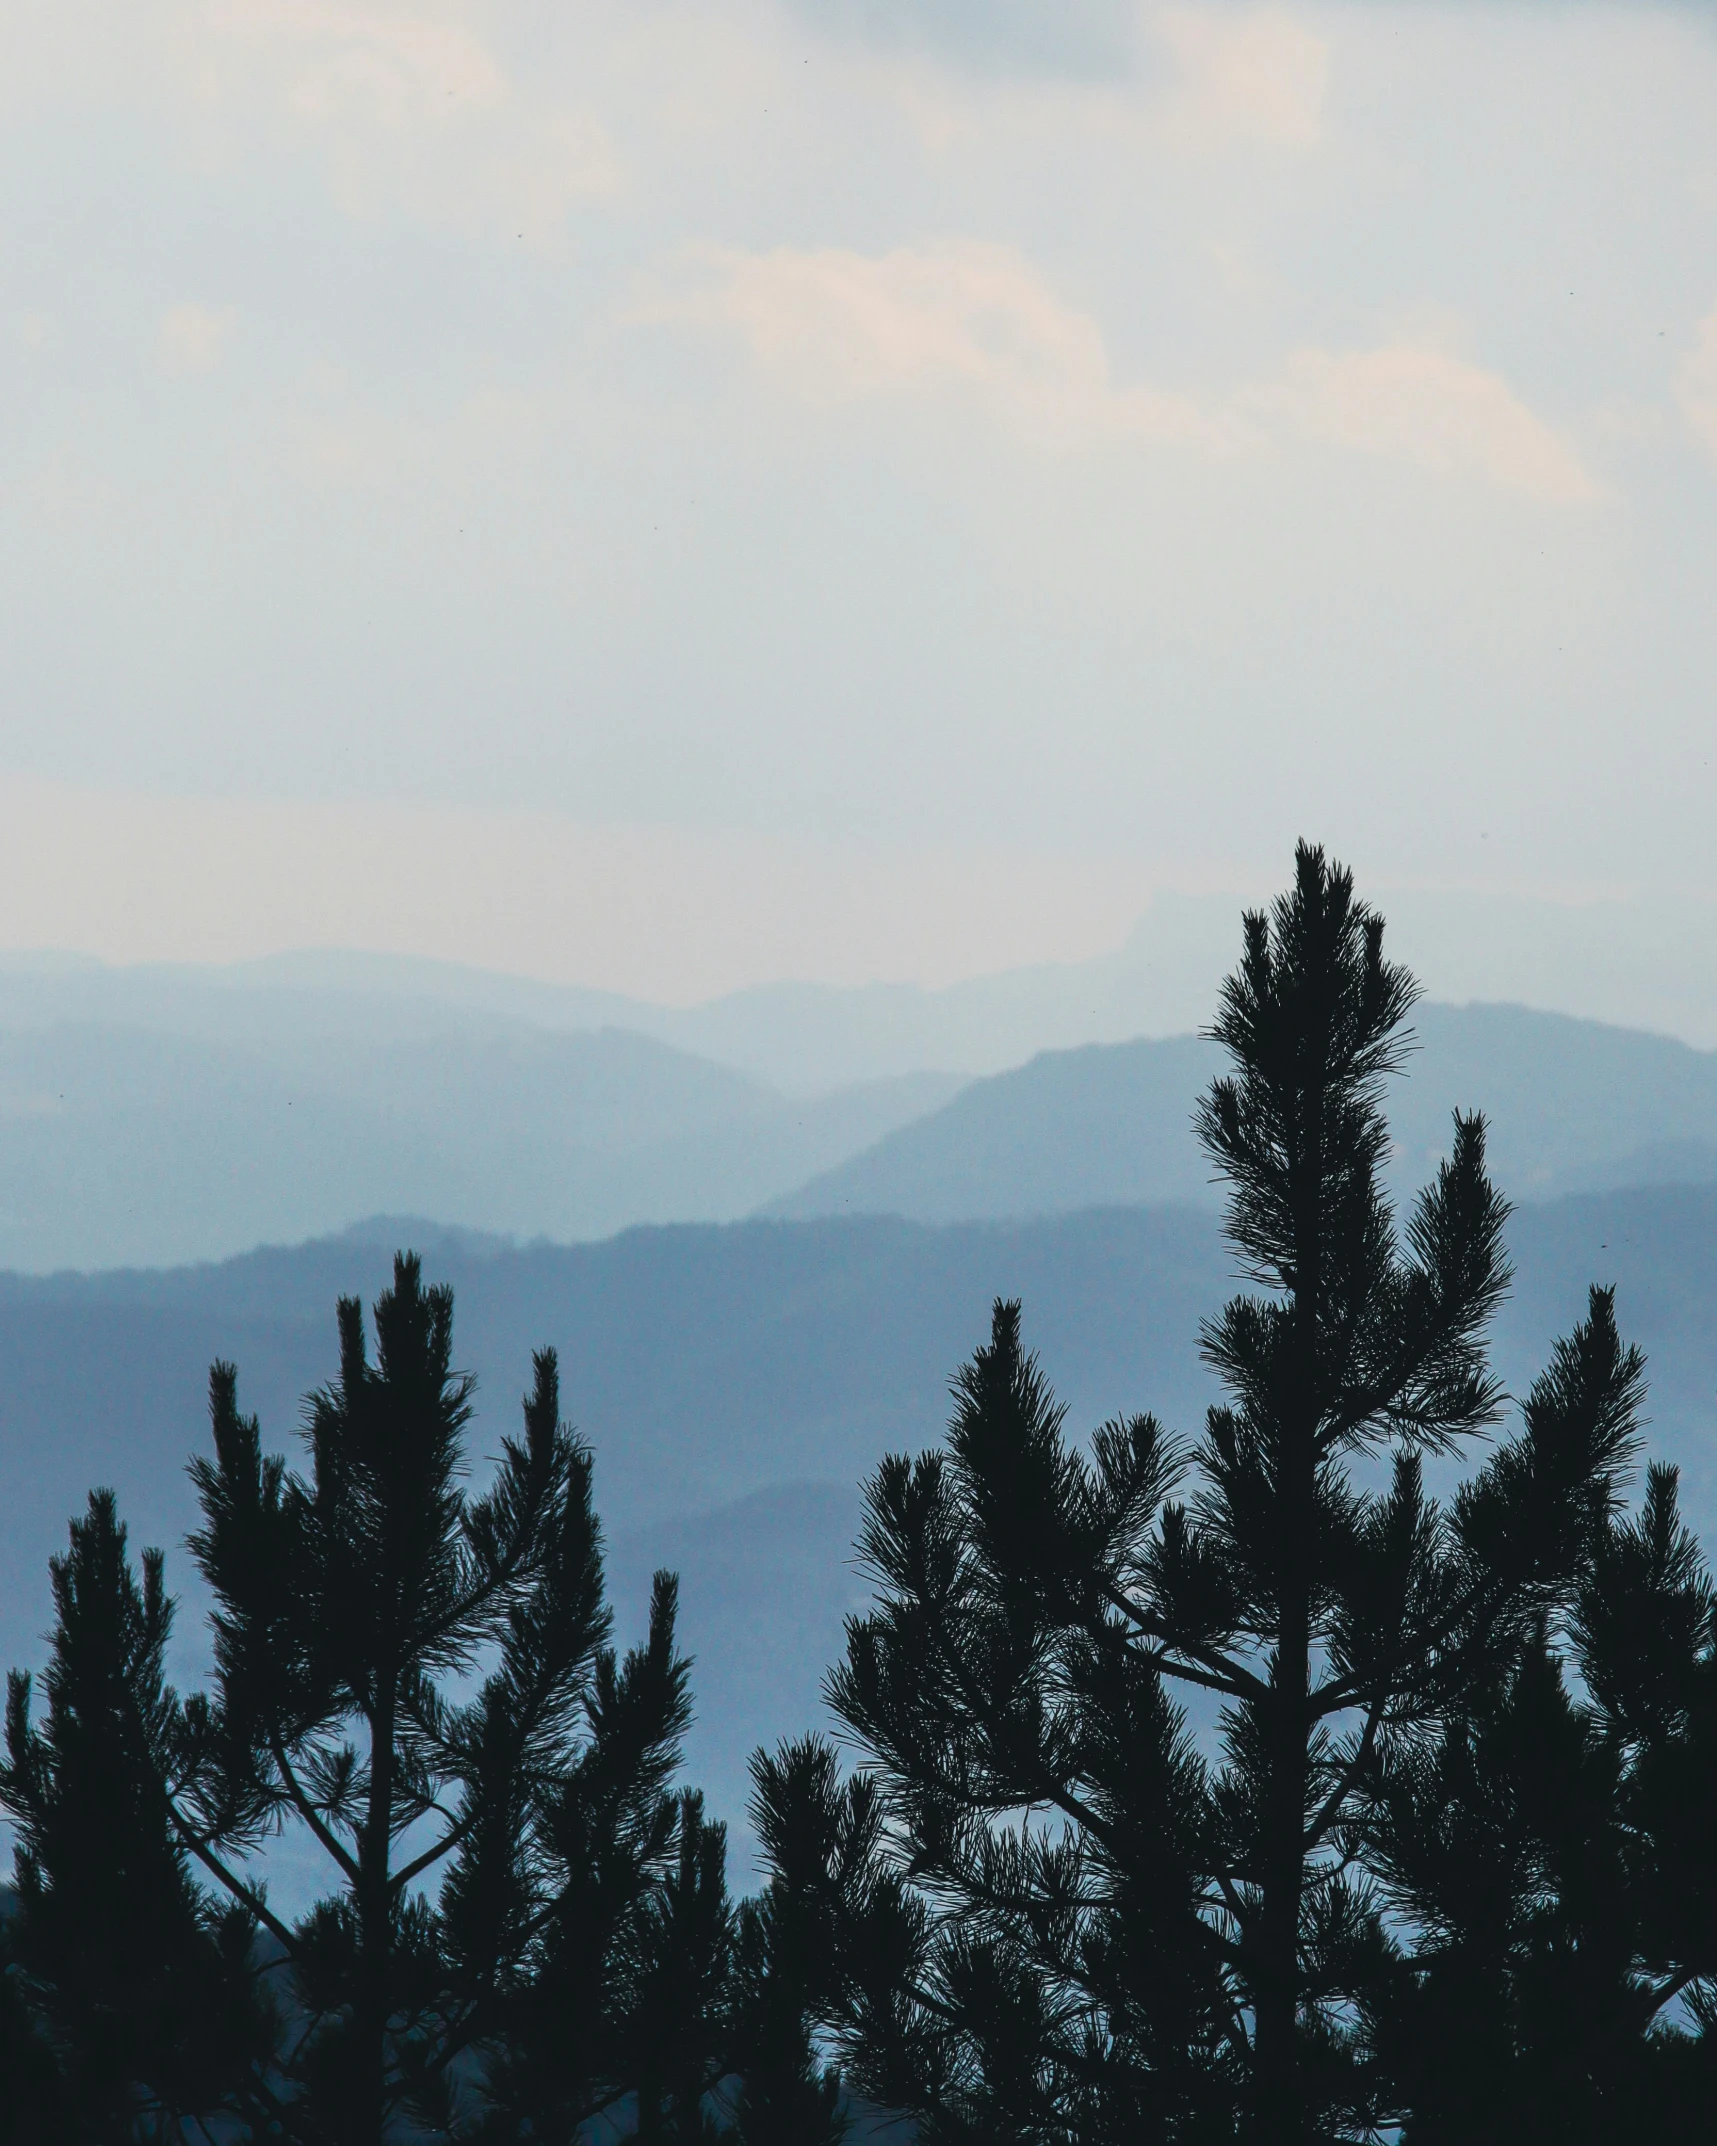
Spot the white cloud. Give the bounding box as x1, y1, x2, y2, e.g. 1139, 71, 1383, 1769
1678, 303, 1717, 467
635, 239, 1222, 447
643, 239, 1599, 502
207, 0, 511, 125
191, 1, 625, 236
1256, 341, 1602, 506
157, 301, 236, 373
1145, 3, 1329, 151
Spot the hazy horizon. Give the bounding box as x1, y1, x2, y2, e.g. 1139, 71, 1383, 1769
4, 1, 1716, 1003
8, 877, 1717, 1055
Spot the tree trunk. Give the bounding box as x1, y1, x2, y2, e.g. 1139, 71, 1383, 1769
1248, 1099, 1322, 2145
1250, 1612, 1309, 2145
354, 1679, 396, 2146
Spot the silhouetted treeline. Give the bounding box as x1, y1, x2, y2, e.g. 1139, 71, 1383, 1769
1, 849, 1713, 2143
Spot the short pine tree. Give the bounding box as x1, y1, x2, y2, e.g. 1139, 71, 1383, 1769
761, 846, 1657, 2143
0, 1943, 71, 2146
1368, 1440, 1717, 2143
727, 1742, 851, 2146
3, 1252, 741, 2144
0, 1490, 274, 2141
175, 1250, 732, 2142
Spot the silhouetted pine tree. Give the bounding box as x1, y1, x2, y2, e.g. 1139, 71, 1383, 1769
0, 1932, 71, 2146
1366, 1436, 1717, 2143
0, 1490, 274, 2141
758, 846, 1655, 2144
3, 1252, 742, 2143
174, 1250, 740, 2142
471, 1779, 736, 2143
726, 1743, 850, 2146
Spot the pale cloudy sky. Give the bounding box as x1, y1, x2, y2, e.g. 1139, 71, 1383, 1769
3, 0, 1716, 999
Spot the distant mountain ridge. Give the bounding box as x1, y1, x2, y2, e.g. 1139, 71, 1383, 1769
17, 879, 1717, 1094
190, 887, 1717, 1070
0, 1005, 959, 1271
7, 947, 1717, 1272
770, 1003, 1717, 1223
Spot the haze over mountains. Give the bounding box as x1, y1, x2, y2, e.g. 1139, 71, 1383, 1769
8, 938, 1717, 1269
0, 959, 961, 1269
6, 932, 1717, 1880
776, 1003, 1717, 1223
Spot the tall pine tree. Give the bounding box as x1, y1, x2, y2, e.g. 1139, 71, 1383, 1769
760, 845, 1654, 2143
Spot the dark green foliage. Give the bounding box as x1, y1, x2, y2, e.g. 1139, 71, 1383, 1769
174, 1250, 727, 2142
858, 1330, 1244, 2141
727, 1743, 850, 2146
0, 1252, 755, 2144
473, 1782, 736, 2143
1368, 1456, 1717, 2142
759, 846, 1692, 2145
751, 1328, 1246, 2144
0, 1491, 274, 2140
0, 1924, 72, 2146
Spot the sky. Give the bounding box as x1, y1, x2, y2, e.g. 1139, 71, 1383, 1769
3, 0, 1716, 1002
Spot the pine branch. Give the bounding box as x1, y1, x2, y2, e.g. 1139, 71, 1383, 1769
1301, 1695, 1388, 1853
166, 1802, 297, 1956
390, 1805, 481, 1895
270, 1731, 362, 1886
1099, 1579, 1265, 1700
